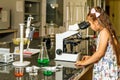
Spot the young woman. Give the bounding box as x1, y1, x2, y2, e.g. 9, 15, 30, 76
75, 6, 120, 80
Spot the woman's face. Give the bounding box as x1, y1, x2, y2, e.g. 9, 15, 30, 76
88, 20, 99, 31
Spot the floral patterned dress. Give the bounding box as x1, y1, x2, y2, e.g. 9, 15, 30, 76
93, 34, 118, 80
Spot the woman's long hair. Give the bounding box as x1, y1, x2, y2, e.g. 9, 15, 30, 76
87, 6, 120, 65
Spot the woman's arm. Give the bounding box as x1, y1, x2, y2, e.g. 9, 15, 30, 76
75, 28, 110, 66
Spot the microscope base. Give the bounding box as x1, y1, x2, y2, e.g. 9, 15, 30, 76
55, 53, 81, 62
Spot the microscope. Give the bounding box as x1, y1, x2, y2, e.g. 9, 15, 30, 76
55, 21, 90, 62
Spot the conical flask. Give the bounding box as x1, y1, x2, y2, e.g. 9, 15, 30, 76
37, 42, 50, 66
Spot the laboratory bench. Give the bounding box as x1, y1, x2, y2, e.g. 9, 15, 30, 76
0, 53, 93, 80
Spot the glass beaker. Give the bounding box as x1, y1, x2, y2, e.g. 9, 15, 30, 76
14, 67, 24, 77
37, 42, 50, 67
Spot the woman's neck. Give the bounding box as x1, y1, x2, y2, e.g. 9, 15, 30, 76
98, 25, 105, 32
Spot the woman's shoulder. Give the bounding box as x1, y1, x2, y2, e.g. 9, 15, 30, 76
99, 28, 110, 42
100, 28, 110, 37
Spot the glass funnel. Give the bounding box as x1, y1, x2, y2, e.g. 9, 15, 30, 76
37, 42, 50, 66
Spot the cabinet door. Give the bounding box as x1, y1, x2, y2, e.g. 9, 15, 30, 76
109, 0, 120, 36
24, 0, 41, 23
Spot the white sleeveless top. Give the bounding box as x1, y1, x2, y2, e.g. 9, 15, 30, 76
93, 33, 118, 80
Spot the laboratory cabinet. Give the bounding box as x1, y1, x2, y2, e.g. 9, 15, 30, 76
24, 0, 41, 38
24, 0, 41, 23
0, 0, 42, 37
0, 8, 10, 29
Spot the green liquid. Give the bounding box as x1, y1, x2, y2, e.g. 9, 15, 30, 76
37, 58, 49, 66
43, 70, 53, 76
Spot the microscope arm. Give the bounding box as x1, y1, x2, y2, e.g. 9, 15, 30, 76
56, 30, 79, 53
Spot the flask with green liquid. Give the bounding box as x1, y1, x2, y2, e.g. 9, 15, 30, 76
37, 42, 50, 67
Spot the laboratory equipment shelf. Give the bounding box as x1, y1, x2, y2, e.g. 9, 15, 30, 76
0, 29, 17, 48
0, 29, 17, 42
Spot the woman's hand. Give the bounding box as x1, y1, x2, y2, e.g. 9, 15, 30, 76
75, 56, 91, 67
75, 60, 86, 66
81, 56, 91, 61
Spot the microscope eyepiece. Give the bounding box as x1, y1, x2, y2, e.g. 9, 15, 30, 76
78, 21, 90, 29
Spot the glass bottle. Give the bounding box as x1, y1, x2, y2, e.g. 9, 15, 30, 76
37, 42, 50, 67
48, 41, 55, 59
